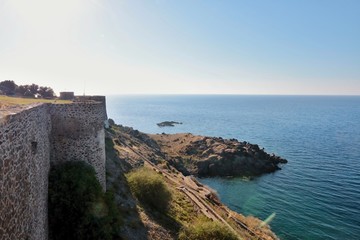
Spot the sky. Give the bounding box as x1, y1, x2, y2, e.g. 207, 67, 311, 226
0, 0, 359, 95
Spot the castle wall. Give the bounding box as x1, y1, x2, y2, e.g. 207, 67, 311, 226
0, 98, 107, 240
0, 104, 51, 240
75, 95, 108, 121
50, 103, 106, 189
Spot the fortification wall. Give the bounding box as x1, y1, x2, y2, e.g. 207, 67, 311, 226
50, 103, 106, 189
0, 98, 107, 240
0, 104, 51, 240
75, 95, 108, 120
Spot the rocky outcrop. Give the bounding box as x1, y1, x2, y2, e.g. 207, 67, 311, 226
151, 133, 287, 177
107, 124, 281, 240
110, 124, 287, 178
157, 121, 182, 127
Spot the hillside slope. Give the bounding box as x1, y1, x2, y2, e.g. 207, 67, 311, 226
105, 123, 282, 240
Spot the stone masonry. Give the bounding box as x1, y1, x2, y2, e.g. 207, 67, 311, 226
50, 102, 107, 188
0, 104, 51, 240
0, 97, 107, 240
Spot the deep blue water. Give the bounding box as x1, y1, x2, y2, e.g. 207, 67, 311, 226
107, 95, 360, 240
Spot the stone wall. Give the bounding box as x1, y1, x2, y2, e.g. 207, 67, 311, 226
75, 95, 108, 120
0, 98, 107, 240
0, 104, 51, 240
50, 103, 106, 189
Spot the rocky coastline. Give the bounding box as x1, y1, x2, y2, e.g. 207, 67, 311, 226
106, 122, 283, 240
151, 133, 287, 177
111, 124, 287, 178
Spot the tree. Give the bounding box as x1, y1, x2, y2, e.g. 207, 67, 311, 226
15, 85, 28, 96
0, 80, 17, 95
38, 86, 55, 99
2, 80, 57, 99
28, 83, 39, 95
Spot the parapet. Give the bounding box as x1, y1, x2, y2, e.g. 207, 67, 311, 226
74, 95, 108, 121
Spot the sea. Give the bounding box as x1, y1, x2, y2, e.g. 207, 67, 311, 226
106, 95, 360, 240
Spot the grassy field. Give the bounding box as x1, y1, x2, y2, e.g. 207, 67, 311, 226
0, 95, 71, 106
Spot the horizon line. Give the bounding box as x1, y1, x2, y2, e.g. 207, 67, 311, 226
104, 93, 360, 97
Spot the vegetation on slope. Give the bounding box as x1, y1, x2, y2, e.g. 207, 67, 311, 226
48, 161, 122, 240
127, 167, 172, 213
179, 216, 238, 240
106, 123, 280, 240
125, 166, 241, 240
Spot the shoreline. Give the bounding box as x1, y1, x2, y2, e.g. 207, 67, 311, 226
106, 122, 282, 239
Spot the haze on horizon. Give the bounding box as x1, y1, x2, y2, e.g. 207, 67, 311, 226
0, 0, 359, 96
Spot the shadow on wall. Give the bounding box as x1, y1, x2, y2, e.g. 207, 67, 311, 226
0, 97, 108, 240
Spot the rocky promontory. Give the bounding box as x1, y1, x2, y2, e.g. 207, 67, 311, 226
150, 133, 287, 177
110, 124, 287, 178
106, 123, 281, 240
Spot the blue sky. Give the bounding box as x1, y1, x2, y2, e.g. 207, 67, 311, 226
0, 0, 359, 95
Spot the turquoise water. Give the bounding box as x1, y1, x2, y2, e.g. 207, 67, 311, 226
107, 95, 360, 240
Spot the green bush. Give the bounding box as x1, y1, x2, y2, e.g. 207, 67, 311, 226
178, 217, 238, 240
127, 167, 172, 213
48, 161, 121, 240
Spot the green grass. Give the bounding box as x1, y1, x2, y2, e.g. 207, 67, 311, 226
0, 95, 71, 105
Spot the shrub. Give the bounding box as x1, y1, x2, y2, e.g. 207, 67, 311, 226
48, 161, 121, 240
178, 217, 238, 240
127, 167, 172, 213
